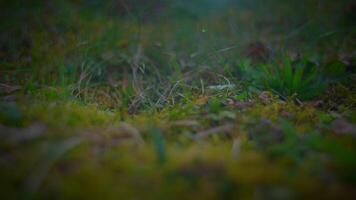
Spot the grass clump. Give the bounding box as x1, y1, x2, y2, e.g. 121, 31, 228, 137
261, 58, 326, 100
241, 56, 328, 100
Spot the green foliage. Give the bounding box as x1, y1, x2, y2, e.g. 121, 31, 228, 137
253, 57, 327, 100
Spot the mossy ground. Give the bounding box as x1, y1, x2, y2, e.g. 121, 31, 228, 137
1, 0, 356, 199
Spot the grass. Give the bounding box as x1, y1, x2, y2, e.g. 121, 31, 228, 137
0, 0, 356, 199
259, 57, 327, 100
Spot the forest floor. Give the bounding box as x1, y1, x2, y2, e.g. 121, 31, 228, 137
1, 1, 356, 199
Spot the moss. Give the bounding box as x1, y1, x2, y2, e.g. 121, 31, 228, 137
20, 101, 119, 128
242, 100, 319, 133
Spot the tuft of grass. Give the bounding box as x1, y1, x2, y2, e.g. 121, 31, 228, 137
242, 56, 327, 100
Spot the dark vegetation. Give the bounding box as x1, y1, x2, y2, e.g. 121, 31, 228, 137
0, 0, 356, 199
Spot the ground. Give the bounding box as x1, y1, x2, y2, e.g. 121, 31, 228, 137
0, 0, 356, 199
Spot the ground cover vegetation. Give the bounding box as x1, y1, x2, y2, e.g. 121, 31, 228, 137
0, 0, 356, 199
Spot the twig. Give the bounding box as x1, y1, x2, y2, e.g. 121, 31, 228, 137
194, 124, 234, 140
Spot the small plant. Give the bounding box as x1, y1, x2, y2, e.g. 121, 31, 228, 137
249, 57, 327, 100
